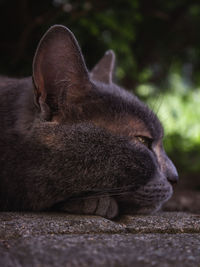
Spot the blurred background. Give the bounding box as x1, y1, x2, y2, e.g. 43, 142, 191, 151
0, 0, 199, 211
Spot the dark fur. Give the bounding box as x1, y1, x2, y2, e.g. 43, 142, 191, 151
0, 25, 178, 219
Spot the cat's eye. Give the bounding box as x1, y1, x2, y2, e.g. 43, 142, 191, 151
136, 136, 153, 149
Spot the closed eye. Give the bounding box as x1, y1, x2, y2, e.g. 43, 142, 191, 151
135, 136, 153, 149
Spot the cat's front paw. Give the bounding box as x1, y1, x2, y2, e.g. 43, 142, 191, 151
84, 196, 119, 219
58, 196, 119, 219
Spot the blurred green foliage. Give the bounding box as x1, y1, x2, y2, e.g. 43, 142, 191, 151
137, 71, 200, 174
0, 0, 199, 176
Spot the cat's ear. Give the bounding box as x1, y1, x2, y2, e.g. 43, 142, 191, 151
33, 25, 91, 120
90, 50, 115, 84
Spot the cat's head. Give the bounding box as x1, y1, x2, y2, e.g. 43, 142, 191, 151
32, 25, 178, 215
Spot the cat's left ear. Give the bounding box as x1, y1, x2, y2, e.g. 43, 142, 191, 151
32, 25, 91, 120
90, 50, 115, 84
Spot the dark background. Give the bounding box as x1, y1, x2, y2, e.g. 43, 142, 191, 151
0, 0, 200, 200
1, 0, 200, 86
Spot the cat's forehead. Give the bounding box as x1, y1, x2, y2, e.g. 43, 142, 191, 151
93, 82, 164, 140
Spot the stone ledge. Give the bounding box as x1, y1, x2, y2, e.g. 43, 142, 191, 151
0, 212, 200, 239
1, 233, 200, 267
1, 212, 200, 267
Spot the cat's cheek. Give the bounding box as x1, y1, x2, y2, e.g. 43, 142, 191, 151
136, 185, 173, 214
117, 181, 173, 215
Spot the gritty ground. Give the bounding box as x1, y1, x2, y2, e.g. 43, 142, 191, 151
0, 212, 200, 267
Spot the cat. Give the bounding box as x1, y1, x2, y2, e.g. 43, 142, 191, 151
0, 25, 178, 219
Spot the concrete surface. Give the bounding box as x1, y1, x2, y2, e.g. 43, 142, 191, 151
0, 212, 200, 266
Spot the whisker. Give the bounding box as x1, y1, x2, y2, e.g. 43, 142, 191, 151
150, 94, 164, 116
67, 187, 135, 201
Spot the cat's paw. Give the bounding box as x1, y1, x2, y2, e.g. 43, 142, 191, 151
84, 196, 119, 219
59, 196, 119, 219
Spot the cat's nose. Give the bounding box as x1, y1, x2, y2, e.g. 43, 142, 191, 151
167, 174, 179, 185
164, 155, 179, 185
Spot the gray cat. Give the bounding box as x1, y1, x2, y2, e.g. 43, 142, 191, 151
0, 25, 178, 219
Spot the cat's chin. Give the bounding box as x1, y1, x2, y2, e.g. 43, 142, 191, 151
119, 201, 167, 215
131, 203, 162, 215
119, 202, 162, 215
